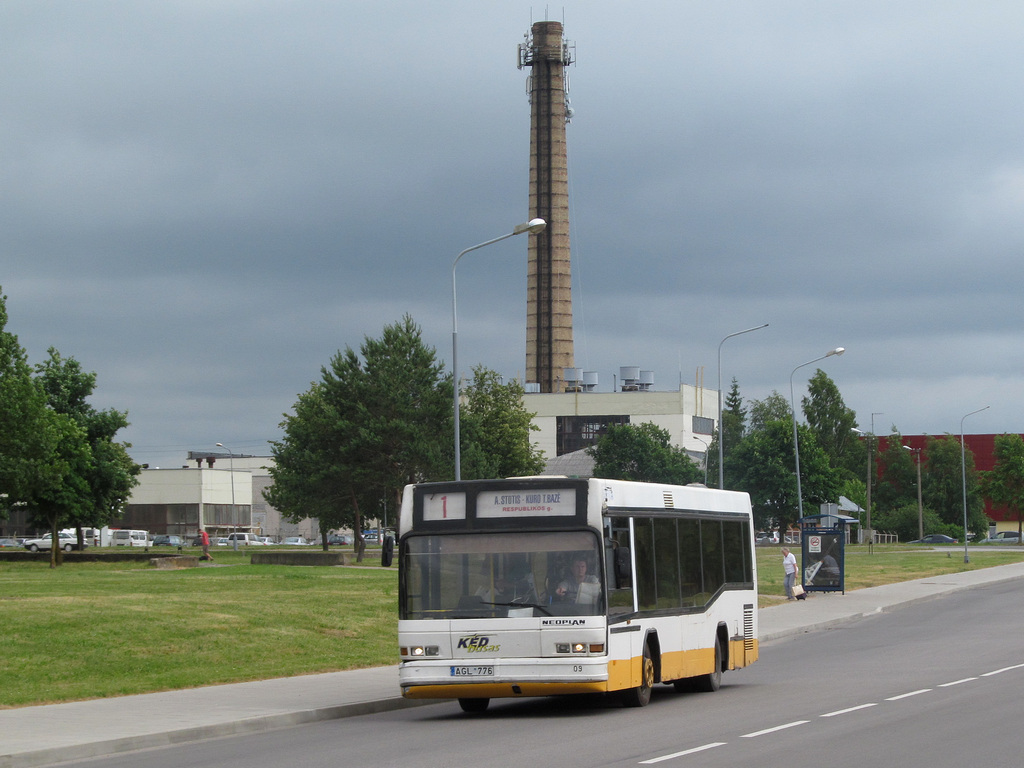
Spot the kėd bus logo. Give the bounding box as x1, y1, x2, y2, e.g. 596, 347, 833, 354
457, 634, 500, 652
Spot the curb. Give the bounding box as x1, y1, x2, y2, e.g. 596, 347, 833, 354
759, 566, 1024, 643
2, 697, 430, 768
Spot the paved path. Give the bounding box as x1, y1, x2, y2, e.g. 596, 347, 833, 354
4, 561, 1024, 768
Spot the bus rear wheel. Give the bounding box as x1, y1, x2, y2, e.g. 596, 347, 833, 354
673, 636, 722, 693
695, 637, 722, 692
622, 643, 654, 707
458, 697, 490, 713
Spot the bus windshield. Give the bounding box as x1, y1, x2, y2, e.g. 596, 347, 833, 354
402, 530, 603, 619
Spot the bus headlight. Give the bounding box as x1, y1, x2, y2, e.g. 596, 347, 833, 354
403, 645, 439, 657
555, 642, 588, 654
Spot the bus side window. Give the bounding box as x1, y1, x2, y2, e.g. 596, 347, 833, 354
613, 545, 632, 588
606, 520, 635, 615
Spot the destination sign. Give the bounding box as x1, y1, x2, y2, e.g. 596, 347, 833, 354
476, 488, 576, 518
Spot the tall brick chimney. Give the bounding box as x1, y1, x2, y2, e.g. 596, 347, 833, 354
519, 21, 574, 393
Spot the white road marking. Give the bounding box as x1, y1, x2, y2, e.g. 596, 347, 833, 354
820, 703, 878, 717
885, 689, 931, 700
741, 720, 809, 738
639, 742, 727, 763
981, 662, 1024, 676
939, 677, 977, 687
637, 660, 1021, 764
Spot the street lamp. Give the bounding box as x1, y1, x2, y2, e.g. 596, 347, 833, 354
215, 443, 238, 551
904, 445, 924, 540
717, 324, 769, 489
452, 218, 546, 481
790, 347, 845, 519
692, 435, 711, 486
960, 406, 989, 564
853, 412, 884, 543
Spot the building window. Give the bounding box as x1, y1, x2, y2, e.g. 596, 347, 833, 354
692, 415, 714, 436
556, 415, 630, 455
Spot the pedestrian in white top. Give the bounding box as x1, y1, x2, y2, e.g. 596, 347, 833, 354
782, 547, 798, 600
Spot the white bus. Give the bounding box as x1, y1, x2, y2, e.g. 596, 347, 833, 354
398, 477, 758, 712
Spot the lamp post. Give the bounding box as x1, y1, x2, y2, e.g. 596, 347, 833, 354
852, 412, 883, 545
904, 445, 924, 540
789, 347, 845, 519
693, 435, 711, 486
216, 443, 238, 551
717, 324, 769, 489
452, 219, 546, 481
960, 406, 989, 563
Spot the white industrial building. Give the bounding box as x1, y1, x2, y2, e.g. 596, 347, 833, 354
525, 368, 719, 475
119, 453, 320, 541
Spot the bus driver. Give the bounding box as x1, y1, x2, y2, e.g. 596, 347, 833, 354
555, 556, 600, 604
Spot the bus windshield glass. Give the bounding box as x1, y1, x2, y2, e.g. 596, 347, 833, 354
402, 530, 603, 619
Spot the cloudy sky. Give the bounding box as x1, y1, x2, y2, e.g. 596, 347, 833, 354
4, 1, 1023, 468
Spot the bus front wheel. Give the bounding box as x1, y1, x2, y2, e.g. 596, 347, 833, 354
458, 697, 489, 713
622, 643, 654, 707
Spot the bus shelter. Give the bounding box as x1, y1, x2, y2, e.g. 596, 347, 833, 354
798, 512, 857, 594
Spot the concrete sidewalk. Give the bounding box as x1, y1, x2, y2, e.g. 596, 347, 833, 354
5, 561, 1024, 768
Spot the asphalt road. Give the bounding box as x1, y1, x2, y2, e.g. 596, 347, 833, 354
63, 580, 1024, 768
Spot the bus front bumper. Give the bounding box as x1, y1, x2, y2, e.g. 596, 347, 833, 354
400, 657, 610, 699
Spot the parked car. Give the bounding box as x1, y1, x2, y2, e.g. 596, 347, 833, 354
24, 532, 84, 552
216, 537, 230, 546
282, 537, 310, 546
259, 536, 275, 545
0, 537, 23, 548
152, 535, 184, 547
908, 534, 958, 544
987, 531, 1020, 542
327, 534, 351, 546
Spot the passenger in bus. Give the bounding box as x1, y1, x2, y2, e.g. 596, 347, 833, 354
555, 556, 601, 604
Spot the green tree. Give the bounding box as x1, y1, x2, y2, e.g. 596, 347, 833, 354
268, 316, 450, 560
588, 422, 702, 485
708, 378, 746, 488
838, 475, 866, 518
34, 349, 140, 555
25, 412, 92, 567
982, 433, 1024, 541
747, 391, 791, 432
923, 435, 988, 538
874, 430, 918, 513
0, 290, 61, 516
873, 502, 947, 542
722, 378, 746, 445
459, 366, 544, 480
729, 420, 840, 533
802, 370, 862, 478
267, 382, 359, 553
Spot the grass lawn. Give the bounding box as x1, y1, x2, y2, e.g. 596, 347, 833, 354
2, 544, 1023, 707
1, 551, 397, 707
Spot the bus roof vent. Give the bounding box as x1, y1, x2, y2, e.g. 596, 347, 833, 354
663, 491, 674, 508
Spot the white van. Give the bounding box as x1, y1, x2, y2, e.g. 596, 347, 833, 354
111, 529, 149, 547
226, 532, 265, 546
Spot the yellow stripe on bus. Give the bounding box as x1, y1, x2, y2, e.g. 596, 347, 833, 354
403, 639, 759, 701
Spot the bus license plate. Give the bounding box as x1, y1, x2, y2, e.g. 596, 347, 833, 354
450, 665, 494, 677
